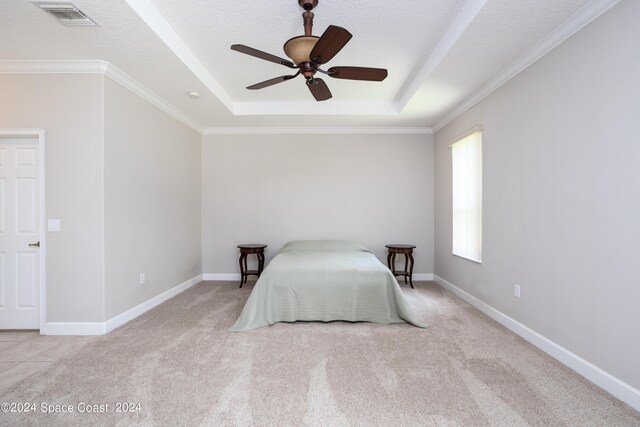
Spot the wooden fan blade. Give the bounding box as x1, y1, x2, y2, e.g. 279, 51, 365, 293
247, 74, 298, 90
328, 66, 388, 81
231, 44, 296, 69
309, 25, 352, 65
306, 78, 332, 101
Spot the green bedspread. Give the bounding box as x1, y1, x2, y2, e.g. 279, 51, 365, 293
229, 240, 426, 331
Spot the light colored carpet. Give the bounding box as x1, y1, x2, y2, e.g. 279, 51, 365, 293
1, 281, 638, 426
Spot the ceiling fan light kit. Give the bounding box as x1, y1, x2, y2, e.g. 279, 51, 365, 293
283, 36, 319, 65
230, 0, 388, 102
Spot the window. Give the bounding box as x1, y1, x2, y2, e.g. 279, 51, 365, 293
451, 129, 482, 262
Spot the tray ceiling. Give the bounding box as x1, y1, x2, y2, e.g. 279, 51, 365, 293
0, 0, 617, 131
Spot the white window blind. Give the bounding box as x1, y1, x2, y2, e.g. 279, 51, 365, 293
451, 130, 482, 262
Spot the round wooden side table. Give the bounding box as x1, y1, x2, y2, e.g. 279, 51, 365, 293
237, 244, 267, 288
385, 244, 416, 288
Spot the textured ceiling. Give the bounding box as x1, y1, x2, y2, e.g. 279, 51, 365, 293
0, 0, 602, 129
151, 0, 466, 103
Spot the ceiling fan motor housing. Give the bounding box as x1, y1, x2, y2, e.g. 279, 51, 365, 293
299, 0, 318, 11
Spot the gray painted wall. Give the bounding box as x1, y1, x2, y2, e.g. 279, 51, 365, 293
202, 134, 435, 275
434, 0, 640, 390
104, 77, 202, 319
0, 73, 105, 323
0, 73, 203, 325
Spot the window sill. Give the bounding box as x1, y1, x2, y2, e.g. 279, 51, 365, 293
452, 253, 482, 264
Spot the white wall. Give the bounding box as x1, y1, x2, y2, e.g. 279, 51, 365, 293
0, 73, 105, 323
434, 0, 640, 391
104, 77, 202, 319
202, 134, 434, 276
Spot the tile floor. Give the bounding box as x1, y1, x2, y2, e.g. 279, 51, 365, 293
0, 332, 94, 391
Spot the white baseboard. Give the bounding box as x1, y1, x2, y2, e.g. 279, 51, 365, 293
203, 273, 435, 281
413, 274, 434, 281
104, 274, 202, 333
42, 275, 203, 336
433, 274, 640, 412
42, 322, 106, 336
203, 274, 241, 281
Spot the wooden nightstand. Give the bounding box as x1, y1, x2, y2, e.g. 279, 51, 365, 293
237, 244, 267, 288
386, 244, 416, 288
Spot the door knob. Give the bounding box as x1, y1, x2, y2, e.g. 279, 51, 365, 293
29, 241, 40, 247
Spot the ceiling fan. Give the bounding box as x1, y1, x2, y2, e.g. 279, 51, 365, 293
230, 0, 388, 102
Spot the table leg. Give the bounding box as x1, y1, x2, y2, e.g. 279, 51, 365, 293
408, 252, 415, 288
404, 254, 409, 284
258, 251, 265, 274
238, 253, 245, 288
243, 254, 249, 284
387, 252, 392, 270
391, 253, 397, 274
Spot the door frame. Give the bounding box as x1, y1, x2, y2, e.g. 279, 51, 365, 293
0, 128, 46, 332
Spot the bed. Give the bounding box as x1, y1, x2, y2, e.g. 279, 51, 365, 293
229, 240, 426, 331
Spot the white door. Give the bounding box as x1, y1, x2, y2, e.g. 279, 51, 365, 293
0, 138, 40, 329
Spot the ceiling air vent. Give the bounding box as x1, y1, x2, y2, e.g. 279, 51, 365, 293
32, 2, 97, 26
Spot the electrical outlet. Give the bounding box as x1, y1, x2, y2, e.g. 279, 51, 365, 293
139, 273, 146, 285
514, 284, 521, 298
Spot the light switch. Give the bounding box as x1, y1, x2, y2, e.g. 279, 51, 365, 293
48, 219, 61, 232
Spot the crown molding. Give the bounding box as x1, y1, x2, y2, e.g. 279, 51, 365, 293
0, 60, 413, 135
232, 101, 400, 116
202, 127, 433, 136
0, 59, 204, 134
103, 64, 203, 133
432, 0, 622, 133
0, 59, 109, 73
